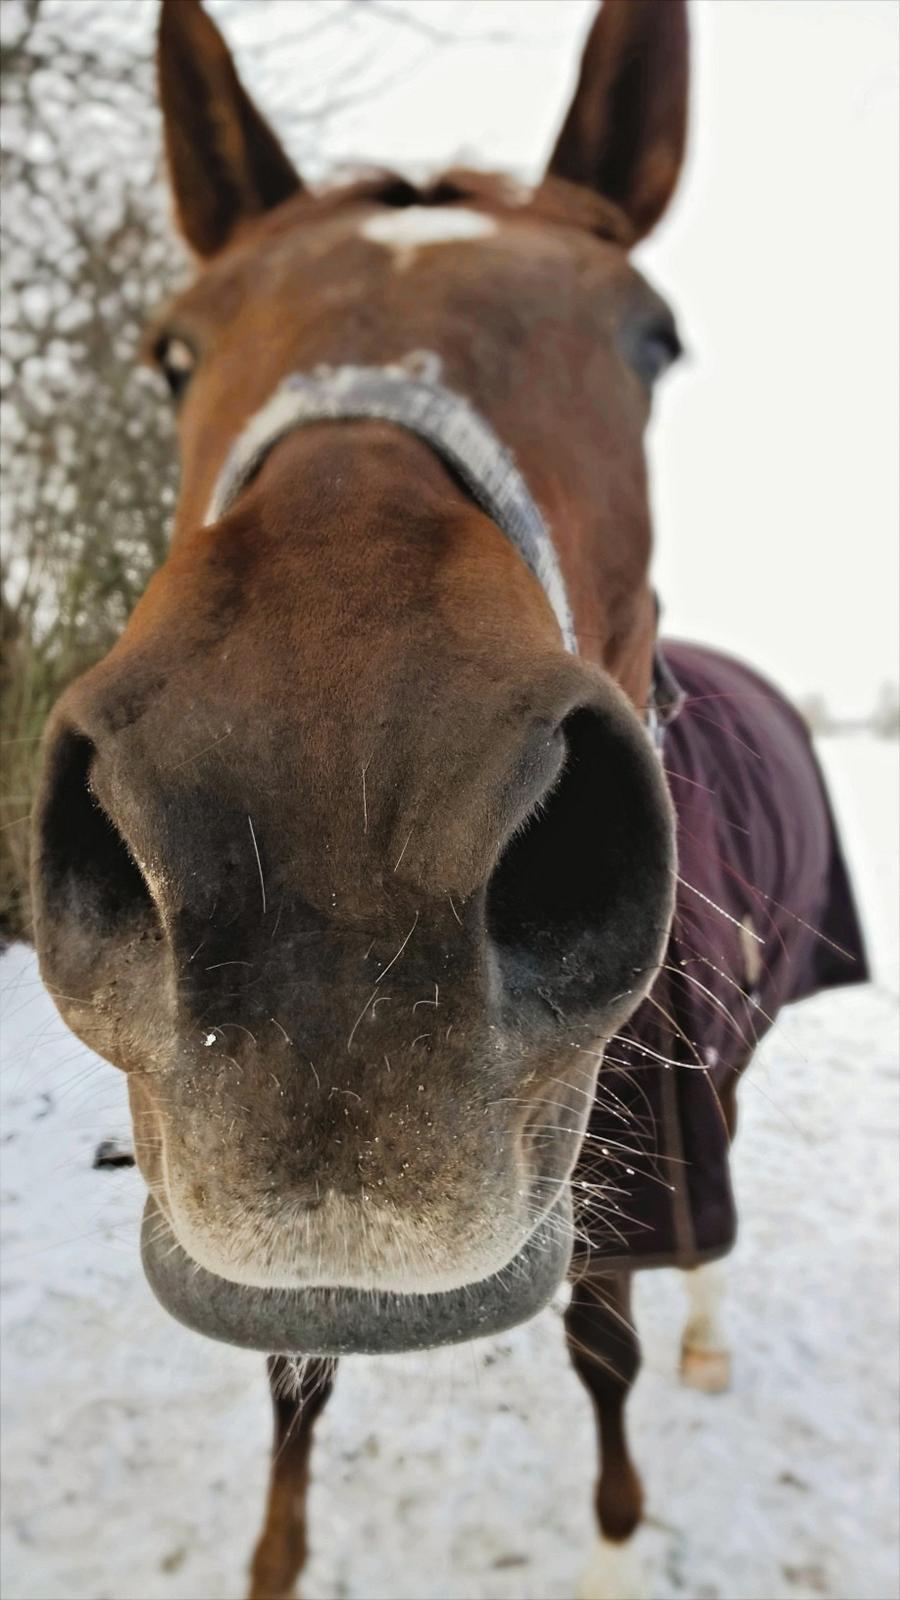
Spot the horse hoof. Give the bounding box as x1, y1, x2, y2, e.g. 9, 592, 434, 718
680, 1346, 731, 1393
577, 1533, 647, 1600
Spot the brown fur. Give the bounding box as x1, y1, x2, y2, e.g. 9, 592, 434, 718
30, 1, 693, 1593
249, 1358, 335, 1600
566, 1273, 644, 1544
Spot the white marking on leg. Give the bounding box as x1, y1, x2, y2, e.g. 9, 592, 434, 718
680, 1260, 731, 1392
578, 1532, 647, 1600
682, 1259, 728, 1351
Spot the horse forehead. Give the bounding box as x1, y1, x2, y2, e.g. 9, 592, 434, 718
358, 206, 500, 253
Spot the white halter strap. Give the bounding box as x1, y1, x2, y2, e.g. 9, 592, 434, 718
205, 353, 577, 654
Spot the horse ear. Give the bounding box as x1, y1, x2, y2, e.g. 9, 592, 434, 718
546, 0, 688, 242
157, 0, 303, 258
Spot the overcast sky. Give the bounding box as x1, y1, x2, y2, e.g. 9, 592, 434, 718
211, 0, 899, 716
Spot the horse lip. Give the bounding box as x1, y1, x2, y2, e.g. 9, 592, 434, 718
140, 1191, 573, 1356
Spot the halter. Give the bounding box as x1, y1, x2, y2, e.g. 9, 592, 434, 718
205, 352, 679, 745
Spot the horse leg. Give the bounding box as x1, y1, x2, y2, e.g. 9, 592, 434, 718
248, 1355, 336, 1600
565, 1271, 646, 1600
678, 1054, 740, 1394
679, 1259, 731, 1393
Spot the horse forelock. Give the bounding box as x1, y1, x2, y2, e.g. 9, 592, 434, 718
237, 167, 636, 251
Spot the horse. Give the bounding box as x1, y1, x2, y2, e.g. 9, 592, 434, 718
29, 2, 868, 1597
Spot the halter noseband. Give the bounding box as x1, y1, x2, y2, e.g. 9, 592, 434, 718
206, 353, 575, 652
205, 353, 678, 745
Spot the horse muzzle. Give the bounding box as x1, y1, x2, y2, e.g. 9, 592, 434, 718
140, 1189, 572, 1355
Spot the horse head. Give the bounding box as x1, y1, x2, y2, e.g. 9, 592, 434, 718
31, 0, 687, 1354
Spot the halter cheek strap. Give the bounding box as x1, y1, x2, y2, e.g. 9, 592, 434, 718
205, 352, 679, 745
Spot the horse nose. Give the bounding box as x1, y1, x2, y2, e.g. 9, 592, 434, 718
31, 721, 165, 1009
31, 665, 676, 1051
485, 696, 675, 1025
31, 703, 281, 1061
31, 698, 267, 988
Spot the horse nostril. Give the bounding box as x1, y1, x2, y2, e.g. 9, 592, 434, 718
33, 727, 158, 941
486, 699, 674, 1023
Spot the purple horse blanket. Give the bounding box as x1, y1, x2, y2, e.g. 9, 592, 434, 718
579, 640, 869, 1270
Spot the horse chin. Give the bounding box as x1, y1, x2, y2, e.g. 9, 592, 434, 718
140, 1190, 573, 1356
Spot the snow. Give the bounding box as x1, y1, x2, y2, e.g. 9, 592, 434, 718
1, 734, 898, 1600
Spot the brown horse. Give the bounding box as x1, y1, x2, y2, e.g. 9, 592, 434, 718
30, 3, 867, 1597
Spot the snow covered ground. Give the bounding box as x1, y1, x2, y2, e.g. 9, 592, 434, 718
1, 734, 897, 1600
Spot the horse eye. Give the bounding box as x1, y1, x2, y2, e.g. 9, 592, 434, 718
623, 318, 683, 389
154, 335, 196, 400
